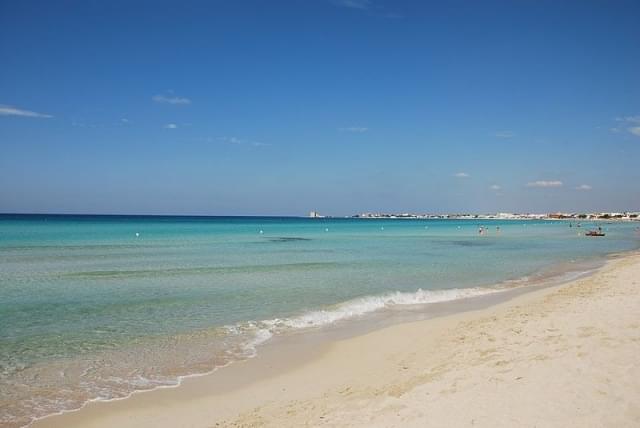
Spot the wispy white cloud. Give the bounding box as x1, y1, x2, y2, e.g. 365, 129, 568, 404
615, 115, 640, 124
152, 94, 191, 105
489, 184, 501, 190
527, 180, 563, 188
454, 172, 470, 178
218, 136, 270, 147
333, 0, 371, 10
72, 119, 129, 128
612, 116, 640, 137
339, 126, 368, 133
219, 136, 243, 145
0, 104, 53, 118
576, 184, 592, 191
493, 130, 515, 138
164, 123, 178, 129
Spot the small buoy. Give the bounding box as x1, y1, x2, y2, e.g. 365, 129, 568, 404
457, 226, 461, 229
135, 232, 139, 237
259, 230, 264, 234
381, 226, 384, 231
325, 228, 329, 232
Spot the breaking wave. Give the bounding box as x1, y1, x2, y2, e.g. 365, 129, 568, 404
260, 286, 502, 331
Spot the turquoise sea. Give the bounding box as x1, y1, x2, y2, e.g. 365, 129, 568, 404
1, 214, 639, 426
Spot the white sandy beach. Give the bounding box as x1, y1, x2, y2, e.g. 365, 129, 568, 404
34, 252, 640, 428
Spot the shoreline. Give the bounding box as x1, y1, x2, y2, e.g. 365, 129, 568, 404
32, 250, 640, 427
23, 255, 603, 425
12, 246, 610, 427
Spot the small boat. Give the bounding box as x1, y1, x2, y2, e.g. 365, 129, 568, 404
585, 230, 605, 237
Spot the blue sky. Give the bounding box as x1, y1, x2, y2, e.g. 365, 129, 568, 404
1, 0, 639, 216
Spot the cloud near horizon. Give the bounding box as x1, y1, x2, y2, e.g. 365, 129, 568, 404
152, 94, 191, 105
527, 180, 563, 188
164, 123, 178, 129
489, 184, 501, 190
454, 172, 470, 178
0, 104, 53, 118
576, 184, 592, 191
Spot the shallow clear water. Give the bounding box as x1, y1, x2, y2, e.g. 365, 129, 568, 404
1, 215, 638, 426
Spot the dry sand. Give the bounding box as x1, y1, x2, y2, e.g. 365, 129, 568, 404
34, 252, 640, 428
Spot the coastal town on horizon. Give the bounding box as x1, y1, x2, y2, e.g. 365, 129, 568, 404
309, 210, 640, 221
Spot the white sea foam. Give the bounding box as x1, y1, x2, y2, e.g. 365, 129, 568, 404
261, 287, 502, 331
240, 328, 273, 357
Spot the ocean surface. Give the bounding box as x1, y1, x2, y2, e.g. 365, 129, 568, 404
1, 214, 639, 427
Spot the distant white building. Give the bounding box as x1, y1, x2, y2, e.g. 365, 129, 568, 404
309, 211, 324, 218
